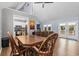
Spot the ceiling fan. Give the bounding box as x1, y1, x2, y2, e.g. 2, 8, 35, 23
34, 2, 54, 8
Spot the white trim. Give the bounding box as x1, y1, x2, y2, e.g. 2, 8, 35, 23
6, 8, 27, 15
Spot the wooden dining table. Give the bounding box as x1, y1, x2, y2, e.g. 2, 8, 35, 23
17, 35, 46, 46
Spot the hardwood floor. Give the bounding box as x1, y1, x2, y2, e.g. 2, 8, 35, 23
0, 38, 79, 56
54, 38, 79, 56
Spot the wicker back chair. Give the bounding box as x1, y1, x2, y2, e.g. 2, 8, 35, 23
7, 32, 26, 56
32, 33, 58, 56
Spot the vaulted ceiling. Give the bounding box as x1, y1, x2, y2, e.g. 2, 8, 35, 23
0, 2, 18, 9
1, 2, 79, 24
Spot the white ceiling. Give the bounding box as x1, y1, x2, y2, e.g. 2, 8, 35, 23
32, 2, 79, 23
0, 2, 18, 9
0, 2, 79, 23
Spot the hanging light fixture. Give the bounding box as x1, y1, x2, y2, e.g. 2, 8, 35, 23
42, 2, 44, 8
34, 2, 54, 8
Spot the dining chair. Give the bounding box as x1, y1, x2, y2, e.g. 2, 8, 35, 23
32, 33, 58, 56
15, 36, 32, 56
7, 32, 26, 56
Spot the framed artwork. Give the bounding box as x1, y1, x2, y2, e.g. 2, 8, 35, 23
29, 20, 35, 29
37, 24, 41, 31
60, 25, 65, 34
68, 24, 75, 35
44, 27, 47, 31
43, 25, 47, 31
37, 24, 40, 29
48, 24, 52, 31
48, 26, 51, 31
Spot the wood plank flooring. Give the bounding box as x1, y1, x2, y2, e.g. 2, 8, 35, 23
0, 38, 79, 56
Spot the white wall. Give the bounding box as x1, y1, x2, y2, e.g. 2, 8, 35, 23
0, 2, 18, 37
0, 10, 1, 37
0, 10, 2, 50
0, 2, 18, 50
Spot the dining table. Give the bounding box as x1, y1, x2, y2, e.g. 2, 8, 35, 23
16, 35, 46, 55
16, 35, 46, 46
